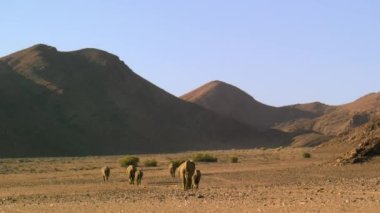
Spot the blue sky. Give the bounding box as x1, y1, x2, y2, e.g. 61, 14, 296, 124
1, 0, 379, 106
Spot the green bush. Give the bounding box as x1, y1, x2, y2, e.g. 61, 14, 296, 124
302, 152, 311, 158
143, 159, 158, 167
230, 156, 239, 163
193, 153, 218, 162
120, 156, 139, 167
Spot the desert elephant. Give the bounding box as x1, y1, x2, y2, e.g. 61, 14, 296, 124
135, 169, 143, 185
100, 166, 111, 182
168, 163, 177, 178
192, 169, 201, 189
126, 165, 136, 184
178, 160, 196, 190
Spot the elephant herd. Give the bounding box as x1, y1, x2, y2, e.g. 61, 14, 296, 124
100, 160, 202, 190
126, 165, 144, 185
169, 160, 202, 190
100, 165, 143, 185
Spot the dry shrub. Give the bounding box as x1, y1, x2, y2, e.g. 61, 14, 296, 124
302, 152, 311, 158
230, 156, 239, 163
193, 153, 218, 162
120, 156, 139, 167
143, 159, 158, 167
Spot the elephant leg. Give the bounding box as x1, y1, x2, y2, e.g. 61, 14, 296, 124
183, 177, 186, 190
186, 176, 192, 190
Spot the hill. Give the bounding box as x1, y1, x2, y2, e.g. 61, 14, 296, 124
0, 44, 282, 157
315, 119, 380, 165
276, 92, 380, 136
182, 81, 380, 147
181, 80, 332, 131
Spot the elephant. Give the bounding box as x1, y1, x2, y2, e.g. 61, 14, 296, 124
192, 169, 201, 189
168, 163, 177, 178
126, 165, 136, 184
178, 160, 196, 190
100, 166, 110, 182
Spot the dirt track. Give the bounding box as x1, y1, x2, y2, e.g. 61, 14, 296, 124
1, 148, 380, 212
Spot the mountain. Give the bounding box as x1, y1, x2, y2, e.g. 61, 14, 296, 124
181, 80, 332, 130
316, 119, 380, 165
341, 92, 380, 112
182, 81, 380, 147
277, 92, 380, 136
0, 44, 282, 157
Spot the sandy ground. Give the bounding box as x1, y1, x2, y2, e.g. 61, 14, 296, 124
1, 148, 380, 213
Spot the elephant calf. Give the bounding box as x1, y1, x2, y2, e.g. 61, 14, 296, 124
168, 163, 177, 178
101, 166, 111, 182
192, 169, 201, 189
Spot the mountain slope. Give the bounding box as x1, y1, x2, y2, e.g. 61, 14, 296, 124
315, 119, 380, 164
181, 81, 331, 130
182, 81, 380, 147
0, 44, 281, 157
277, 92, 380, 136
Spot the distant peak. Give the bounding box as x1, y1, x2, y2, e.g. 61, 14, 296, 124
209, 80, 226, 85
72, 48, 119, 59
206, 80, 231, 87
1, 44, 124, 69
181, 80, 263, 106
350, 92, 380, 104
183, 80, 236, 96
3, 44, 120, 61
193, 80, 241, 94
70, 48, 121, 66
1, 44, 58, 61
362, 92, 380, 98
28, 44, 58, 53
204, 80, 248, 94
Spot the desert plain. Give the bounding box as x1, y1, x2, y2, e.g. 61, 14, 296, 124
1, 147, 380, 213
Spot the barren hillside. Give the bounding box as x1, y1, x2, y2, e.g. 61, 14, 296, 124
277, 92, 380, 136
181, 81, 328, 130
316, 119, 380, 165
182, 81, 379, 147
0, 44, 283, 157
